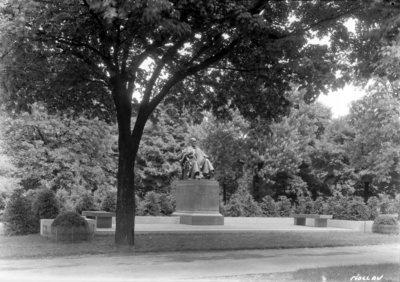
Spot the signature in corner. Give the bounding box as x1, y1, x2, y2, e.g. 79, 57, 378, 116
350, 274, 384, 281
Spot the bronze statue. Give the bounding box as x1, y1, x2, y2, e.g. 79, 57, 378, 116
179, 138, 214, 180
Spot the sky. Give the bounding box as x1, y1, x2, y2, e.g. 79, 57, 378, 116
317, 85, 365, 118
311, 18, 366, 118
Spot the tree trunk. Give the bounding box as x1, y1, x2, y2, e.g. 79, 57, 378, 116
364, 181, 370, 203
111, 75, 149, 246
115, 142, 136, 245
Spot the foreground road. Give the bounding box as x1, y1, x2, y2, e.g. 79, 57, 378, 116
0, 244, 399, 282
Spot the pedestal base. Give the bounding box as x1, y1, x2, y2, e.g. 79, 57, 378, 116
172, 211, 224, 225
172, 179, 224, 225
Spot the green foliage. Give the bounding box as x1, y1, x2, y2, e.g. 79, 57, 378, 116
347, 83, 400, 199
372, 215, 399, 235
294, 196, 314, 214
378, 194, 400, 215
373, 215, 398, 226
158, 193, 175, 216
325, 196, 370, 221
260, 196, 278, 217
74, 193, 97, 215
367, 196, 380, 220
276, 196, 292, 217
51, 211, 88, 228
225, 194, 246, 217
141, 191, 161, 216
32, 188, 60, 221
100, 191, 117, 212
311, 197, 325, 214
2, 189, 37, 235
135, 105, 186, 196
51, 211, 91, 242
347, 197, 370, 221
2, 104, 117, 194
225, 183, 262, 217
55, 189, 74, 213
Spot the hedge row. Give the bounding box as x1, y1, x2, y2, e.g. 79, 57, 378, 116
221, 193, 399, 221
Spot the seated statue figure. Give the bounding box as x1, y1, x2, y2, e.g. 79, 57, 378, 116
179, 138, 214, 180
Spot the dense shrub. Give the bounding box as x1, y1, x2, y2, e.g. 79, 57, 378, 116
32, 188, 60, 221
225, 194, 246, 217
141, 191, 161, 216
100, 191, 117, 212
276, 196, 292, 217
311, 197, 325, 214
295, 196, 314, 214
158, 193, 175, 216
260, 196, 278, 217
135, 195, 145, 216
225, 190, 261, 217
372, 215, 399, 235
51, 211, 92, 242
379, 195, 400, 215
219, 201, 226, 216
55, 189, 74, 212
2, 189, 37, 235
367, 197, 380, 220
0, 194, 6, 210
347, 197, 370, 221
325, 196, 369, 221
243, 194, 262, 217
74, 193, 97, 214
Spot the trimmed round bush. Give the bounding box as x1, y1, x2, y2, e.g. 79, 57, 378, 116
372, 215, 399, 235
100, 192, 117, 212
2, 189, 37, 236
51, 211, 92, 242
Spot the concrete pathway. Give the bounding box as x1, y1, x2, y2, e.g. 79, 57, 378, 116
0, 244, 399, 282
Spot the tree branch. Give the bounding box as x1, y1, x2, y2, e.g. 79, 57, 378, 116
140, 38, 187, 110
146, 38, 240, 116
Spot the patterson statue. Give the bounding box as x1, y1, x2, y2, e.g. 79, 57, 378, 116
179, 138, 214, 180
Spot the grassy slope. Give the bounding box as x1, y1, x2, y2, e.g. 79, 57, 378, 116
0, 231, 399, 259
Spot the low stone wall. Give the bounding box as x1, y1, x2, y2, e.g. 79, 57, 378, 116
225, 217, 293, 224
135, 216, 180, 224
305, 218, 374, 232
40, 218, 96, 237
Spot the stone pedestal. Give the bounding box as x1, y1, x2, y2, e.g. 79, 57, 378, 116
172, 179, 224, 225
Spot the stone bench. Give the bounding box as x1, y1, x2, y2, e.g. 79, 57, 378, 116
82, 211, 116, 228
290, 214, 333, 227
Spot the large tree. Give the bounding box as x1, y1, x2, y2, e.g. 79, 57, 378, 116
0, 0, 364, 245
346, 80, 400, 201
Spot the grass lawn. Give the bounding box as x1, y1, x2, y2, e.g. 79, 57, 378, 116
206, 263, 400, 282
0, 231, 399, 259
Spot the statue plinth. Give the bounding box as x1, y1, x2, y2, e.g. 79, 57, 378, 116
172, 179, 224, 225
